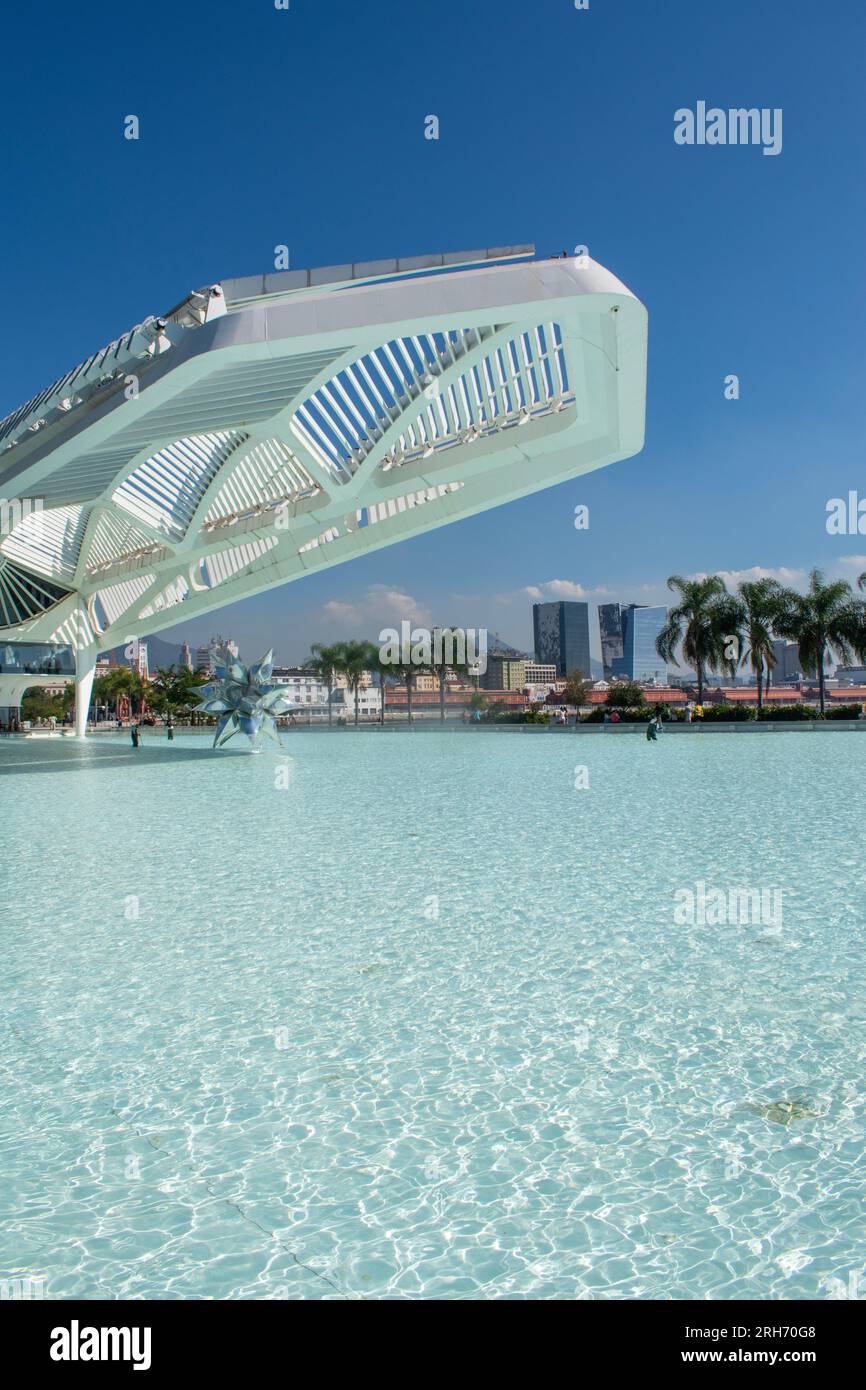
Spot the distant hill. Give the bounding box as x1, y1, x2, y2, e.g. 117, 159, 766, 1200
485, 632, 530, 659
101, 634, 193, 670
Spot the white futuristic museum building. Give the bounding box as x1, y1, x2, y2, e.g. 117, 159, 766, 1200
0, 246, 647, 734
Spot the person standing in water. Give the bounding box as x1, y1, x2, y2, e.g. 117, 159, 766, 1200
130, 723, 140, 748
167, 718, 174, 742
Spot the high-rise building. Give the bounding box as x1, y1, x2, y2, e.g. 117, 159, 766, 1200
608, 605, 667, 683
532, 601, 591, 679
598, 603, 625, 680
769, 640, 801, 684
195, 635, 239, 674
179, 641, 193, 672
125, 639, 149, 680
481, 654, 526, 691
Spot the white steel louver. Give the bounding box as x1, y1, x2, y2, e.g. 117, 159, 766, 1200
291, 327, 500, 483
86, 510, 168, 576
112, 431, 247, 539
379, 323, 574, 474
362, 482, 464, 527
92, 573, 156, 629
0, 503, 88, 579
202, 536, 279, 589
0, 557, 71, 625
203, 438, 321, 529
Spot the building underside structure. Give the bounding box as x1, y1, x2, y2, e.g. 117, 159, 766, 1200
0, 245, 647, 734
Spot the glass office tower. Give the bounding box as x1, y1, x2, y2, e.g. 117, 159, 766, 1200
610, 605, 668, 683
598, 603, 625, 680
532, 601, 592, 678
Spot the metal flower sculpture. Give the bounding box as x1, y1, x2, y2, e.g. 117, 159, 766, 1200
195, 646, 295, 749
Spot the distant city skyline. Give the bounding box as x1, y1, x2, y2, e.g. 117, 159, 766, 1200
143, 564, 862, 679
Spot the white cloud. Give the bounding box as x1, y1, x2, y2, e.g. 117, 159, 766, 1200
833, 555, 866, 581
321, 584, 433, 630
518, 579, 613, 602
688, 566, 807, 589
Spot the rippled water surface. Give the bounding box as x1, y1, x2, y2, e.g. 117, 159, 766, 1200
1, 729, 864, 1299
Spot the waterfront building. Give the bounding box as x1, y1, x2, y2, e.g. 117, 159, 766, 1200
598, 603, 624, 680
195, 636, 239, 674
532, 601, 592, 679
482, 654, 526, 690
271, 666, 331, 706
599, 604, 668, 683
769, 640, 802, 684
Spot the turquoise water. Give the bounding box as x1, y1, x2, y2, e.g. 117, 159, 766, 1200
1, 729, 864, 1300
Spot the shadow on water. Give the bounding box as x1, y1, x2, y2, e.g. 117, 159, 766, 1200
0, 741, 251, 776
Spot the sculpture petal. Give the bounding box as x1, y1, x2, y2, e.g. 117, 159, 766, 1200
214, 712, 240, 748
260, 717, 283, 748
250, 650, 275, 683
259, 687, 288, 710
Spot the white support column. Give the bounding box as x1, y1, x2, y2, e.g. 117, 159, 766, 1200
74, 648, 97, 739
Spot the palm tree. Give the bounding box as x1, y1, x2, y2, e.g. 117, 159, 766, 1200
307, 643, 342, 727
335, 639, 377, 727
429, 626, 467, 723
100, 666, 137, 721
400, 662, 418, 725
655, 575, 735, 705
149, 665, 179, 718
735, 578, 783, 713
367, 645, 395, 726
773, 569, 865, 714
149, 665, 207, 724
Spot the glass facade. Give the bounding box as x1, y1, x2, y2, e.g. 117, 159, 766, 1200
598, 603, 624, 680
611, 605, 668, 683
533, 601, 591, 678
0, 642, 75, 676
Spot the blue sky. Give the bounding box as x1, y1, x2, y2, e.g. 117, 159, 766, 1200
2, 0, 864, 665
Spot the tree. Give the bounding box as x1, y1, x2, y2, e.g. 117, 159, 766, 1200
147, 665, 207, 722
20, 687, 65, 722
335, 639, 377, 727
97, 666, 137, 720
428, 626, 468, 723
403, 663, 418, 725
468, 690, 487, 721
773, 569, 865, 714
605, 680, 645, 709
656, 575, 735, 705
307, 643, 343, 726
367, 644, 395, 726
563, 669, 591, 708
733, 578, 783, 713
